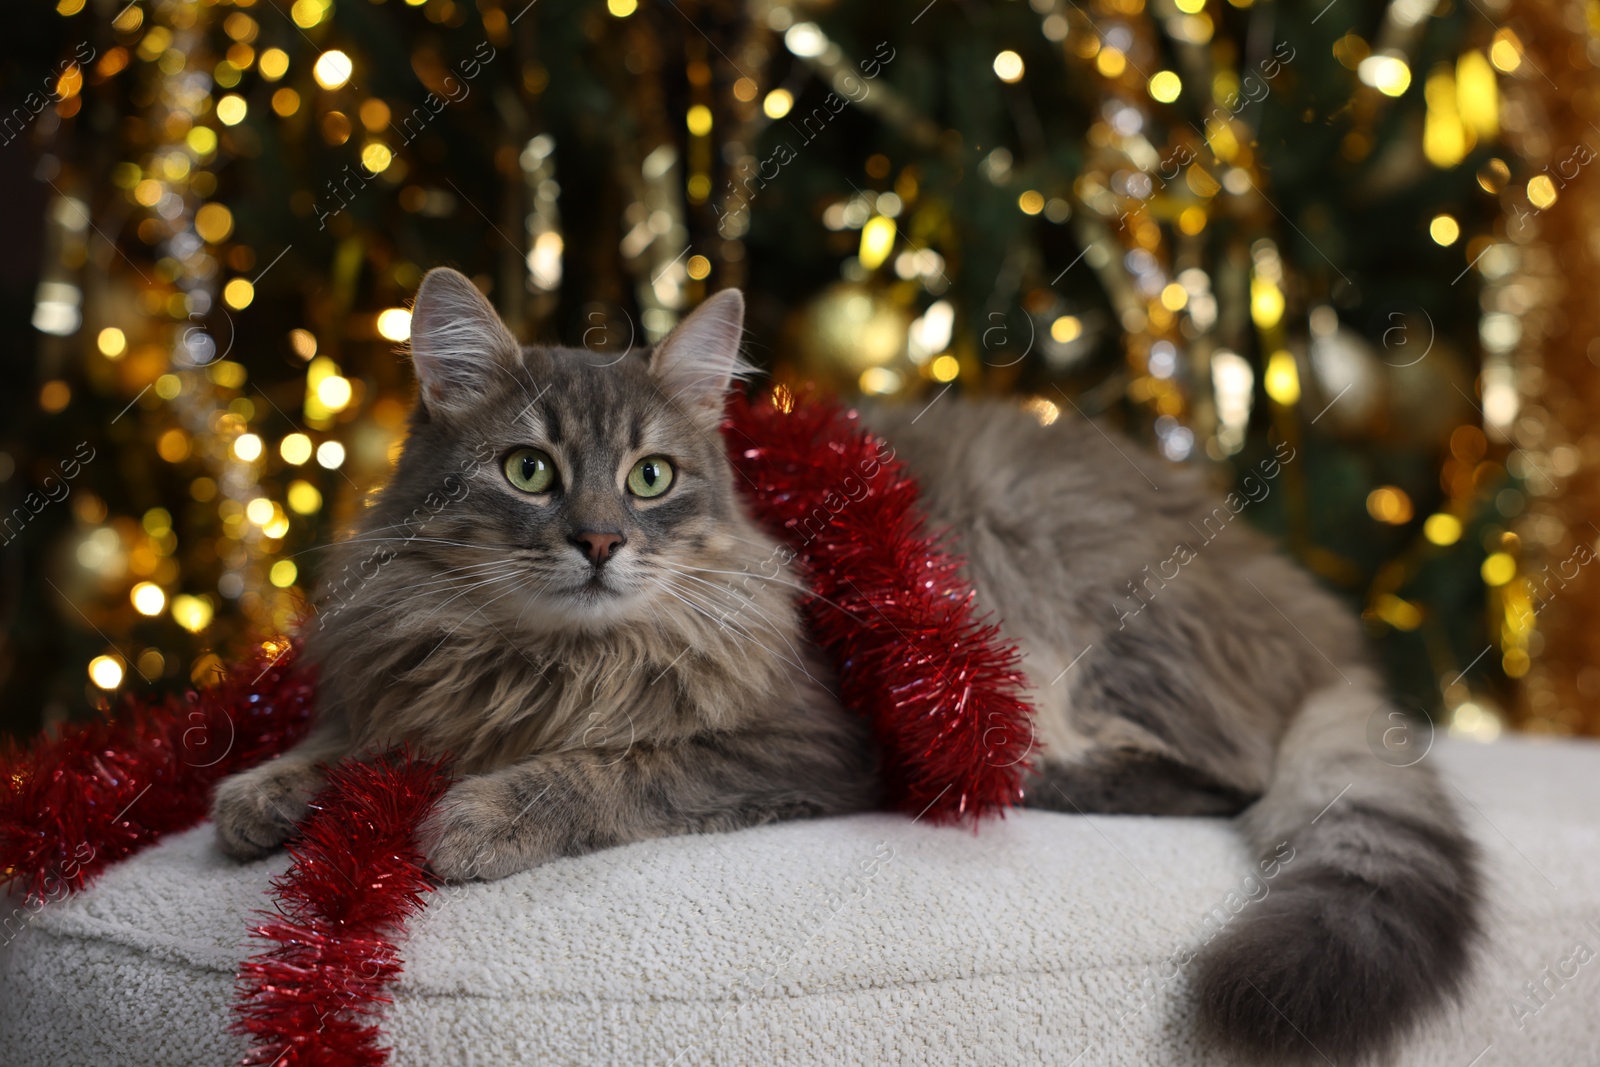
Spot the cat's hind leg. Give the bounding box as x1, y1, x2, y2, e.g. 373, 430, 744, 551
1024, 748, 1258, 816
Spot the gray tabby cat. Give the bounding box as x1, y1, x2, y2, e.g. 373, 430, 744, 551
212, 267, 1478, 1065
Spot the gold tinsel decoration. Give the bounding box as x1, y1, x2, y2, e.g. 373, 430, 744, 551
1510, 0, 1600, 734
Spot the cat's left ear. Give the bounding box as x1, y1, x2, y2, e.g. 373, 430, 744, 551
649, 289, 750, 431
407, 267, 522, 418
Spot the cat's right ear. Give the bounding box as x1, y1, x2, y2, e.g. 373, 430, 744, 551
407, 267, 521, 417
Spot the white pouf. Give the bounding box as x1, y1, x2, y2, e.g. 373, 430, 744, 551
3, 736, 1597, 1066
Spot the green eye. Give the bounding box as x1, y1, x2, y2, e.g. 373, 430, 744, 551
627, 456, 674, 498
504, 448, 556, 493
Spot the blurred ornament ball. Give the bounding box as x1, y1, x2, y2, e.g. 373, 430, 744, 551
795, 282, 912, 396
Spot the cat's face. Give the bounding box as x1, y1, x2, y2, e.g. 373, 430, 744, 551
351, 269, 757, 634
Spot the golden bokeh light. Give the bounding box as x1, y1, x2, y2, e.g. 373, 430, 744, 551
993, 51, 1025, 83
131, 581, 166, 616
97, 327, 127, 358
88, 655, 124, 690
313, 50, 354, 90
216, 94, 248, 125
1366, 486, 1414, 524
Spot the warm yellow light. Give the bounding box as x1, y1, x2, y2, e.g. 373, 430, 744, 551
686, 105, 713, 136
1423, 513, 1462, 546
287, 480, 323, 515
232, 433, 263, 462
291, 0, 331, 28
88, 655, 124, 690
763, 89, 793, 120
1178, 206, 1208, 235
1359, 54, 1412, 97
216, 94, 248, 125
1481, 551, 1516, 586
211, 362, 247, 389
280, 433, 314, 465
1429, 214, 1460, 246
195, 203, 234, 243
858, 367, 903, 395
58, 0, 87, 14
260, 47, 289, 80
376, 308, 412, 342
1365, 486, 1414, 524
171, 594, 214, 633
1456, 50, 1498, 138
97, 327, 127, 358
859, 215, 896, 270
39, 380, 70, 413
930, 355, 960, 382
223, 278, 254, 310
245, 498, 275, 526
186, 127, 218, 156
1148, 70, 1182, 103
270, 560, 299, 588
1022, 397, 1060, 425
1373, 594, 1422, 631
608, 0, 637, 15
272, 88, 301, 117
317, 441, 346, 469
290, 328, 318, 358
133, 179, 164, 207
158, 429, 191, 463
316, 374, 353, 411
263, 513, 291, 539
1451, 701, 1503, 740
1250, 278, 1284, 329
993, 50, 1025, 83
1207, 122, 1240, 163
1175, 0, 1206, 11
1096, 48, 1127, 78
1159, 283, 1189, 311
1422, 70, 1465, 169
1527, 175, 1557, 210
360, 142, 393, 174
1017, 190, 1044, 215
1489, 30, 1522, 73
1263, 350, 1300, 405
313, 50, 353, 90
1050, 316, 1082, 343
131, 581, 166, 616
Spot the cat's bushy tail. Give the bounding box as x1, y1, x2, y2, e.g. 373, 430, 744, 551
1195, 676, 1481, 1065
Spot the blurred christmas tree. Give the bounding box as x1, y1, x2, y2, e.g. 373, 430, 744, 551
2, 0, 1593, 742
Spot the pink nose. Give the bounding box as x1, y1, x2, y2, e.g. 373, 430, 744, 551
571, 530, 624, 566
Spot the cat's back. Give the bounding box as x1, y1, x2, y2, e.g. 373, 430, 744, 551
859, 398, 1213, 565
858, 397, 1358, 688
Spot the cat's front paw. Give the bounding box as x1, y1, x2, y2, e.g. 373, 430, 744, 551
418, 776, 548, 882
211, 762, 321, 860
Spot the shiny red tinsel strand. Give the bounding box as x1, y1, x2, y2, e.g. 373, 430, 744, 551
232, 750, 451, 1067
0, 644, 315, 902
723, 390, 1037, 823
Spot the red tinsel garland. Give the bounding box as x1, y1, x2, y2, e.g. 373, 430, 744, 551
722, 389, 1036, 823
232, 750, 450, 1067
0, 642, 314, 902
